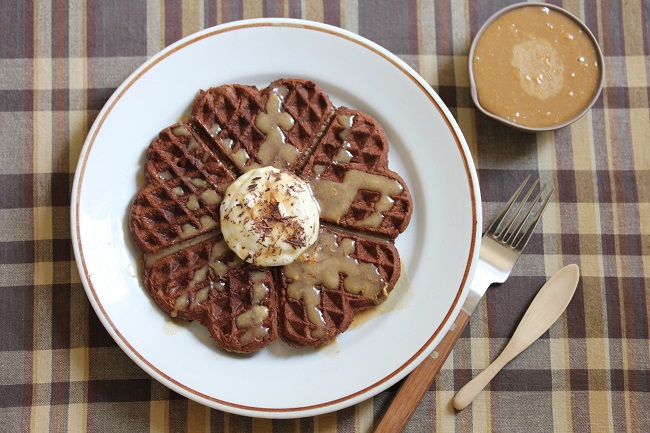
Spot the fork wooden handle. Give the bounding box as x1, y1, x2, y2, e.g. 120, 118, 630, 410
373, 309, 471, 433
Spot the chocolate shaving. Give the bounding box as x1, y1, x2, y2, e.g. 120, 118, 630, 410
252, 218, 273, 240
285, 237, 306, 248
270, 201, 295, 221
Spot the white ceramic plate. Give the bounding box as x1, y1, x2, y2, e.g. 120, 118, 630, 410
71, 18, 481, 418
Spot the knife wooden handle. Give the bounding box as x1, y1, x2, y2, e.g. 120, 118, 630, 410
373, 309, 471, 433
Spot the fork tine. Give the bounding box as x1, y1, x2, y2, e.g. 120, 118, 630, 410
505, 185, 546, 244
485, 174, 531, 236
512, 188, 553, 251
499, 178, 540, 242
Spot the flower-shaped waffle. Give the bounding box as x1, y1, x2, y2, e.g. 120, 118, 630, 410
130, 79, 412, 353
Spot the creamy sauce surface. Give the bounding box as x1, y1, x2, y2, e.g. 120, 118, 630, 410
472, 6, 601, 128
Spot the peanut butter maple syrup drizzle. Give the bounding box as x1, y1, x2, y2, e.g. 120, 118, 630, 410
171, 266, 209, 314
172, 293, 188, 316
158, 126, 225, 222
283, 230, 386, 339
169, 243, 213, 315
208, 239, 244, 277
176, 178, 222, 212
188, 178, 208, 188
312, 165, 325, 177
237, 271, 271, 345
170, 242, 224, 315
208, 238, 271, 345
334, 114, 355, 164
208, 123, 220, 137
167, 238, 252, 317
172, 125, 191, 136
193, 286, 210, 307
309, 169, 403, 229
199, 189, 221, 205
251, 271, 270, 303
220, 137, 261, 172
157, 171, 173, 181
186, 195, 199, 211
207, 124, 261, 173
181, 215, 217, 238
254, 86, 298, 168
206, 243, 236, 292
186, 137, 201, 152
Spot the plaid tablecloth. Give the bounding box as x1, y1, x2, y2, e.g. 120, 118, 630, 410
2, 0, 648, 432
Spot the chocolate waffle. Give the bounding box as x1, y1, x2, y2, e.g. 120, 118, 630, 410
192, 78, 334, 173
130, 79, 412, 353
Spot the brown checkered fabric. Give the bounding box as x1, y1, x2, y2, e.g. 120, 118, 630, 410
1, 1, 648, 432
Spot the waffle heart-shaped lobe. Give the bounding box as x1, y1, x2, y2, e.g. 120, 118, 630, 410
143, 234, 278, 353
301, 106, 412, 238
192, 78, 334, 173
129, 79, 412, 353
278, 226, 400, 348
130, 123, 236, 255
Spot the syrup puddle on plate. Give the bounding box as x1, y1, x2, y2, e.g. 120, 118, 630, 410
126, 263, 137, 279
317, 338, 340, 357
350, 262, 414, 330
164, 317, 189, 336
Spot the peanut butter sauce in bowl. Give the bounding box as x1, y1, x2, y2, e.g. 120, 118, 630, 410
469, 3, 604, 131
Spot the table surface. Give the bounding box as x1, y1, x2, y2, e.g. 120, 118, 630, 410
2, 1, 648, 432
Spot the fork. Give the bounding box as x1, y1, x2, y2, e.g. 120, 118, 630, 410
373, 175, 553, 433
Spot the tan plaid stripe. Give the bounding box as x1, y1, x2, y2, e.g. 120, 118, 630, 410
1, 0, 648, 432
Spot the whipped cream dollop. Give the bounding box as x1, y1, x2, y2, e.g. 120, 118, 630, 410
220, 167, 320, 266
